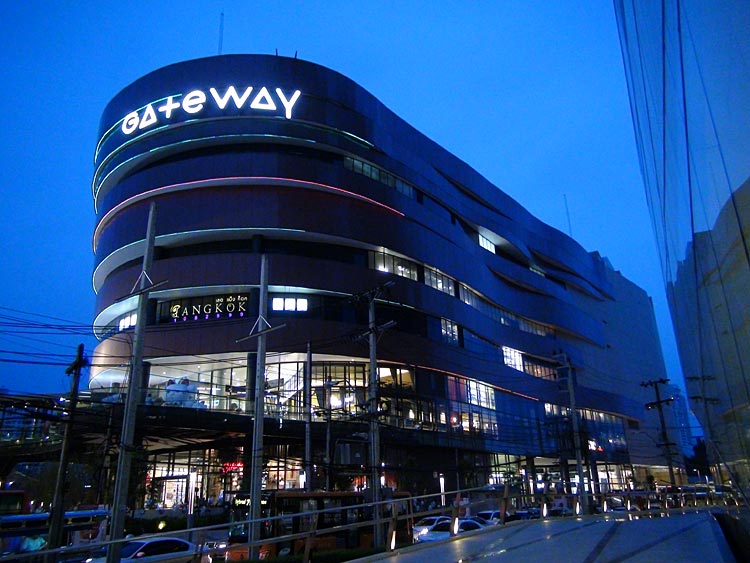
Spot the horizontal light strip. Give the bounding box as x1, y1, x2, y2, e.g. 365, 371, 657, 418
92, 232, 305, 295
93, 176, 405, 252
93, 116, 376, 197
94, 94, 182, 163
92, 129, 318, 202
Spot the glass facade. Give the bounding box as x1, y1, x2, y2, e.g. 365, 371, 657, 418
616, 0, 750, 490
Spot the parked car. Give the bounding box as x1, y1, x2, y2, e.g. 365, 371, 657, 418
416, 519, 484, 543
87, 537, 200, 563
461, 516, 490, 527
476, 510, 504, 524
514, 506, 541, 519
412, 515, 450, 543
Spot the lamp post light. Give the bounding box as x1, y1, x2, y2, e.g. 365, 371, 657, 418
693, 468, 709, 485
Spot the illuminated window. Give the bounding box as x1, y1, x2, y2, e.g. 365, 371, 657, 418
118, 312, 138, 331
425, 267, 455, 296
459, 284, 551, 336
344, 156, 418, 199
467, 380, 495, 409
518, 318, 548, 336
530, 265, 546, 277
524, 361, 557, 381
369, 251, 418, 281
479, 234, 495, 253
272, 297, 308, 312
502, 346, 524, 372
441, 319, 459, 345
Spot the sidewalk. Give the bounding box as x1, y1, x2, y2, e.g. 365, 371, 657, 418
353, 510, 736, 563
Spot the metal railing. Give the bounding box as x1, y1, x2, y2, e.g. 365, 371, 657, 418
0, 486, 742, 563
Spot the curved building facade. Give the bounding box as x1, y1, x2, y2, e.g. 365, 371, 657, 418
90, 55, 668, 500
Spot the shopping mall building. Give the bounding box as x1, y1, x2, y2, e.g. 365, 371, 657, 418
88, 55, 672, 507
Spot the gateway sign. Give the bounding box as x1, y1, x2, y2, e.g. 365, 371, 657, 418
121, 86, 302, 135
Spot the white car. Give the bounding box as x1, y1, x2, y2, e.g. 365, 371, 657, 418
461, 516, 490, 527
416, 519, 484, 543
87, 537, 199, 563
476, 510, 503, 524
412, 516, 450, 543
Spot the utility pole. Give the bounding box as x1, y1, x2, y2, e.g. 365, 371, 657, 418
367, 293, 383, 547
248, 253, 269, 561
555, 351, 588, 514
107, 203, 158, 563
304, 341, 312, 492
641, 378, 676, 486
352, 281, 394, 548
47, 344, 87, 553
234, 253, 286, 559
687, 381, 750, 509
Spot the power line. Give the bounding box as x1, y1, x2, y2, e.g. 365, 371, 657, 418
641, 378, 676, 485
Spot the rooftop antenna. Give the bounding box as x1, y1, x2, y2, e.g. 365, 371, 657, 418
563, 194, 573, 237
218, 11, 224, 55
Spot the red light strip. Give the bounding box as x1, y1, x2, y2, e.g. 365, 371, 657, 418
93, 176, 404, 252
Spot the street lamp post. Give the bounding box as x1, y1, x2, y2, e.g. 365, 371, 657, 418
248, 254, 269, 561
235, 253, 286, 561
324, 382, 334, 491
107, 203, 158, 563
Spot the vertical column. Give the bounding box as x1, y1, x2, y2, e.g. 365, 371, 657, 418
107, 202, 157, 563
368, 297, 382, 547
304, 342, 312, 492
249, 254, 268, 560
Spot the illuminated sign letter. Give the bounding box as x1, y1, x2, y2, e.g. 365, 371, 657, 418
158, 96, 181, 118
182, 90, 207, 114
119, 84, 302, 136
122, 111, 140, 134
210, 86, 254, 109
276, 89, 302, 119
250, 87, 276, 111
139, 104, 158, 129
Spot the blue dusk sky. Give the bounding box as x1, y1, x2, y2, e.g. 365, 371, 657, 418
0, 2, 682, 400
